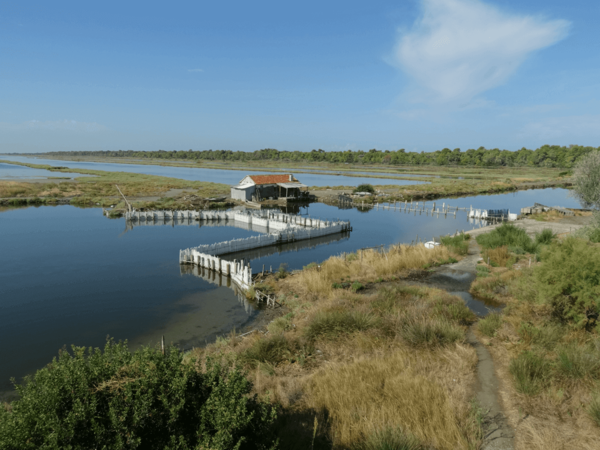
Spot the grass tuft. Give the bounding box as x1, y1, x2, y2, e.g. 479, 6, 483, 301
509, 351, 552, 395
355, 427, 424, 450
400, 317, 463, 348
478, 312, 502, 337
305, 311, 374, 341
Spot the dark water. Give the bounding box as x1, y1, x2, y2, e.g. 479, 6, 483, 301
0, 187, 580, 395
0, 156, 426, 188
0, 162, 93, 180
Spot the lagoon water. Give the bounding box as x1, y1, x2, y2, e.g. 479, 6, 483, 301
0, 156, 426, 188
0, 162, 93, 181
0, 186, 580, 397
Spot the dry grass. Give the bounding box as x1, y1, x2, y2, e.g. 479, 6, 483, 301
288, 244, 452, 299
306, 351, 472, 450
190, 250, 481, 449
483, 246, 511, 266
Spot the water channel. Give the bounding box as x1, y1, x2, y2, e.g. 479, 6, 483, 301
0, 186, 580, 398
0, 156, 427, 187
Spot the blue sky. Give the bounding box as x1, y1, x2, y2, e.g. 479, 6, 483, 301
1, 0, 598, 153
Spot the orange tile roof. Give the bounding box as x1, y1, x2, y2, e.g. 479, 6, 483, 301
248, 174, 297, 185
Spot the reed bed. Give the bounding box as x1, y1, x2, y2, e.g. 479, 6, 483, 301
289, 244, 451, 299
195, 267, 480, 449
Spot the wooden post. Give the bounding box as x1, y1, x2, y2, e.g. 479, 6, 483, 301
161, 335, 165, 356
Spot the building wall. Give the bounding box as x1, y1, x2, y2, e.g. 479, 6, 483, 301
231, 186, 254, 201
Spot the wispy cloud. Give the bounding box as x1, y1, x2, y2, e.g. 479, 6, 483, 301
187, 68, 204, 73
0, 120, 107, 132
393, 0, 570, 103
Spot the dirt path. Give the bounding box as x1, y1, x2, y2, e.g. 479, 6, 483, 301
419, 240, 515, 449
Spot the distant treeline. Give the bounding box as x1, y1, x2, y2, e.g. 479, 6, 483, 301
43, 145, 599, 168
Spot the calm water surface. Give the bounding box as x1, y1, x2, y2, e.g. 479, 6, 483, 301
0, 187, 580, 396
0, 162, 93, 180
0, 156, 426, 187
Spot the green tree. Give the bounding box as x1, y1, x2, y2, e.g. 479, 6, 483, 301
571, 150, 600, 210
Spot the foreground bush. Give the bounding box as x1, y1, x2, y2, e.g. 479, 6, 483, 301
534, 237, 600, 328
0, 340, 277, 450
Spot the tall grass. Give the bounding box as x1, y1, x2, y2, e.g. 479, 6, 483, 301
400, 317, 463, 348
306, 353, 472, 450
355, 427, 424, 450
509, 351, 553, 395
305, 311, 374, 341
240, 335, 297, 368
440, 234, 470, 256
556, 344, 600, 379
589, 393, 600, 427
290, 244, 451, 298
476, 222, 537, 253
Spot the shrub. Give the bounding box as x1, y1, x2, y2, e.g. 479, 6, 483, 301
476, 223, 537, 253
353, 184, 375, 194
277, 263, 288, 279
0, 340, 277, 450
355, 426, 424, 450
535, 228, 556, 246
305, 311, 374, 341
478, 312, 502, 337
400, 318, 463, 347
509, 351, 552, 395
440, 234, 469, 255
351, 281, 364, 293
533, 238, 600, 327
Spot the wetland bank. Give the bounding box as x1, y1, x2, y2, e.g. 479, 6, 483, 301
1, 153, 598, 449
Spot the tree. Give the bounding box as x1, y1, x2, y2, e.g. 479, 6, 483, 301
571, 150, 600, 210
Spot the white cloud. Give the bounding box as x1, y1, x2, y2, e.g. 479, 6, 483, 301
188, 68, 204, 73
0, 120, 107, 132
394, 0, 570, 103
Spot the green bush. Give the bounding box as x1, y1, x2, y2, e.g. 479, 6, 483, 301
476, 223, 537, 253
509, 350, 552, 395
440, 234, 470, 255
478, 312, 502, 337
0, 340, 277, 450
355, 426, 424, 450
533, 238, 600, 327
351, 281, 364, 293
305, 311, 374, 341
353, 184, 375, 194
535, 228, 556, 246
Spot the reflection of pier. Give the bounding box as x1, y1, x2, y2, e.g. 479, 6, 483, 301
179, 265, 255, 313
